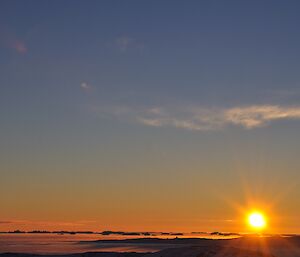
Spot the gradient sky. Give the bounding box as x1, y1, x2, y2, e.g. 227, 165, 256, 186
1, 0, 300, 233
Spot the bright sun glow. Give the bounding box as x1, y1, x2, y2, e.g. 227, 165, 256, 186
248, 212, 266, 229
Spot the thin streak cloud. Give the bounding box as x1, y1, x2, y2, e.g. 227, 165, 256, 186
100, 105, 300, 131
0, 220, 13, 224
225, 105, 300, 129
0, 220, 96, 227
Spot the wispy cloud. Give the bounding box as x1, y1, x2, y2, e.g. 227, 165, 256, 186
80, 82, 93, 91
225, 105, 300, 128
97, 104, 300, 131
137, 107, 225, 131
0, 27, 28, 54
0, 220, 13, 224
115, 36, 144, 52
10, 40, 27, 54
0, 219, 96, 227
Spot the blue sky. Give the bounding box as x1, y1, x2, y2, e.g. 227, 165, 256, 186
1, 0, 300, 232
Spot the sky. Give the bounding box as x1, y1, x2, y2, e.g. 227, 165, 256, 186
1, 0, 300, 233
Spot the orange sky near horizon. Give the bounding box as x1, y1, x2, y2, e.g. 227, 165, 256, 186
1, 189, 299, 234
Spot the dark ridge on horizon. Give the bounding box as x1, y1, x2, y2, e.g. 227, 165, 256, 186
81, 235, 300, 245
0, 230, 240, 236
80, 237, 224, 245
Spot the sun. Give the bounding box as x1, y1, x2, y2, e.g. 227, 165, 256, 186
248, 212, 266, 229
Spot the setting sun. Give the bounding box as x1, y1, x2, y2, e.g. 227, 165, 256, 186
248, 212, 266, 229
